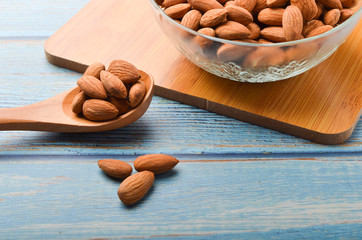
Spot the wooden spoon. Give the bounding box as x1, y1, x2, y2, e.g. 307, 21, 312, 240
0, 71, 154, 132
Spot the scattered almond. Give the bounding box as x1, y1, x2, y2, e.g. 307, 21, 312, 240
117, 171, 155, 205
134, 154, 179, 174
98, 159, 133, 179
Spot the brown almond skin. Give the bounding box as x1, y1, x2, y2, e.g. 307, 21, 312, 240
200, 9, 228, 27
164, 3, 191, 19
260, 26, 287, 42
339, 8, 354, 23
71, 91, 87, 114
290, 0, 318, 21
162, 0, 187, 8
129, 81, 146, 108
258, 8, 285, 26
215, 21, 251, 40
267, 0, 288, 8
188, 0, 223, 12
100, 70, 128, 99
77, 76, 108, 99
83, 62, 106, 79
302, 20, 324, 37
181, 9, 202, 30
323, 9, 340, 26
134, 154, 179, 174
247, 23, 261, 39
117, 171, 155, 205
282, 5, 303, 41
305, 25, 333, 38
108, 97, 130, 115
318, 0, 343, 9
98, 159, 133, 179
252, 0, 268, 14
340, 0, 358, 8
82, 99, 119, 121
194, 27, 216, 48
235, 0, 257, 12
108, 60, 141, 85
225, 5, 253, 26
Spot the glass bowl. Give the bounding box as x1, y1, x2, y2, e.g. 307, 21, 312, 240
149, 0, 362, 83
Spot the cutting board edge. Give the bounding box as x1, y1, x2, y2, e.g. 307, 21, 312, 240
155, 85, 361, 145
44, 46, 360, 144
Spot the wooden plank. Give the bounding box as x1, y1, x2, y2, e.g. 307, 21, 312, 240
0, 40, 361, 156
0, 157, 361, 239
43, 0, 362, 144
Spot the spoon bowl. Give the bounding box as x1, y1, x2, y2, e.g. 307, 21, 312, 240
0, 70, 154, 132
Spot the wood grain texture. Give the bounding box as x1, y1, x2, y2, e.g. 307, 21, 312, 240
0, 157, 361, 239
43, 0, 362, 144
0, 40, 361, 156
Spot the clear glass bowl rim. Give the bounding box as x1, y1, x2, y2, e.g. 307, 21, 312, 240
149, 0, 362, 47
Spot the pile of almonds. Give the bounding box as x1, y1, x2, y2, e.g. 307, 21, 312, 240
158, 0, 359, 43
98, 154, 179, 205
72, 60, 146, 121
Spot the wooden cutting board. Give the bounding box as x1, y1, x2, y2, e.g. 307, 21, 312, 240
44, 0, 362, 144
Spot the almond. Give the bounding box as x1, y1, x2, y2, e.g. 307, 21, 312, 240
181, 9, 202, 30
194, 27, 216, 48
282, 5, 303, 41
217, 43, 254, 61
290, 0, 318, 20
243, 46, 286, 68
108, 97, 130, 115
317, 0, 343, 9
339, 8, 354, 23
302, 19, 324, 36
129, 81, 146, 108
71, 91, 87, 114
267, 0, 288, 8
285, 42, 318, 62
107, 60, 140, 85
134, 154, 179, 174
340, 0, 358, 8
323, 9, 340, 26
187, 0, 223, 12
77, 76, 108, 99
82, 99, 119, 121
260, 26, 287, 42
100, 71, 127, 99
258, 8, 285, 26
225, 1, 236, 7
164, 3, 191, 19
200, 9, 228, 27
258, 38, 274, 43
314, 3, 324, 19
246, 23, 261, 39
162, 0, 187, 8
235, 0, 257, 12
252, 0, 267, 14
98, 159, 133, 179
215, 21, 251, 40
225, 5, 254, 26
117, 171, 155, 205
83, 62, 105, 79
305, 25, 333, 38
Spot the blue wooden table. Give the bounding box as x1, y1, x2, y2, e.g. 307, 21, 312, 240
0, 1, 361, 239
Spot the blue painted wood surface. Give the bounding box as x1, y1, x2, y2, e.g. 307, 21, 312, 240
0, 0, 361, 239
